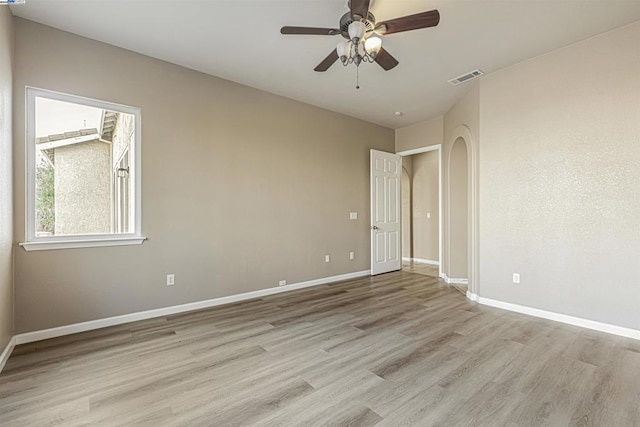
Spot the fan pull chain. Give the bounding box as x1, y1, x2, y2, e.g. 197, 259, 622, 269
356, 65, 360, 90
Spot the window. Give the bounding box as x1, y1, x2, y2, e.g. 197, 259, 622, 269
21, 87, 145, 250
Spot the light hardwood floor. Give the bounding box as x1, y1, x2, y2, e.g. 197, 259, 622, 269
402, 260, 467, 295
401, 260, 439, 278
1, 271, 639, 426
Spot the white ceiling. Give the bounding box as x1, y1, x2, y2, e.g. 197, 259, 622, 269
11, 0, 640, 129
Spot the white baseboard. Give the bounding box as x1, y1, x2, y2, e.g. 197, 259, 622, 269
466, 291, 479, 302
478, 296, 640, 341
403, 257, 439, 266
412, 258, 440, 266
14, 270, 371, 346
440, 273, 468, 285
0, 336, 16, 373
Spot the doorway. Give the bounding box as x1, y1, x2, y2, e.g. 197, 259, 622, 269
398, 145, 442, 279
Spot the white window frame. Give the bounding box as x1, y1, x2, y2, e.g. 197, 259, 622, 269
20, 87, 145, 251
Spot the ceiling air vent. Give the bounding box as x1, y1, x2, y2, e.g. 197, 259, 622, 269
448, 69, 484, 86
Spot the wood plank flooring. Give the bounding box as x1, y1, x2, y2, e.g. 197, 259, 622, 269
1, 271, 639, 426
401, 261, 468, 295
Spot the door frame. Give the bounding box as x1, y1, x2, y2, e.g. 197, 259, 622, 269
396, 145, 443, 279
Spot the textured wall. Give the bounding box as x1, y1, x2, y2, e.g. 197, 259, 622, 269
12, 19, 394, 333
443, 85, 479, 283
0, 6, 13, 352
54, 141, 111, 235
395, 89, 478, 280
448, 139, 468, 278
111, 112, 134, 168
401, 161, 412, 258
479, 22, 640, 329
411, 151, 439, 262
395, 116, 443, 152
0, 7, 13, 352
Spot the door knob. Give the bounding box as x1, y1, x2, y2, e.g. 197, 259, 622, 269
370, 225, 379, 230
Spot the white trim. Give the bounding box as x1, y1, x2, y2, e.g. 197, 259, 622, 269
36, 133, 101, 150
411, 257, 439, 266
438, 146, 442, 279
396, 145, 440, 157
478, 297, 640, 341
440, 273, 467, 285
24, 87, 143, 249
20, 236, 147, 251
14, 270, 371, 345
0, 336, 16, 374
466, 291, 479, 302
403, 257, 439, 266
398, 144, 443, 279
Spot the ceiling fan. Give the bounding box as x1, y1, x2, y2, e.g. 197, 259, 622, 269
280, 0, 440, 74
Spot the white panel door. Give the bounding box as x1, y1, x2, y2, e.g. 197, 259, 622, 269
370, 149, 401, 275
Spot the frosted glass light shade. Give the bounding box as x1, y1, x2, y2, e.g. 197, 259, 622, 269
348, 21, 366, 40
337, 40, 350, 60
364, 36, 382, 56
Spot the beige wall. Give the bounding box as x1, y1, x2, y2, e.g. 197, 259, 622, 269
443, 84, 479, 284
12, 19, 394, 333
0, 7, 13, 352
411, 151, 439, 262
395, 87, 478, 280
479, 22, 640, 329
448, 139, 468, 278
401, 158, 412, 258
395, 22, 640, 331
395, 116, 443, 152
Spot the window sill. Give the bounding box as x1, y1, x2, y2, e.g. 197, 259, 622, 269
19, 236, 147, 251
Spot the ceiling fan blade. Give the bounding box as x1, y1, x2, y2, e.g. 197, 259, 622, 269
281, 26, 341, 36
378, 10, 440, 35
314, 49, 339, 72
350, 0, 371, 20
374, 48, 399, 71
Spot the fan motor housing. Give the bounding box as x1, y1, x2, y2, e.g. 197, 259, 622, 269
339, 12, 376, 39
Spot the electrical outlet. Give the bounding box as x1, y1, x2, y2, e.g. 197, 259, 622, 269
325, 255, 330, 263
166, 274, 175, 286
350, 212, 358, 220
349, 251, 355, 260
279, 280, 287, 287
512, 273, 520, 284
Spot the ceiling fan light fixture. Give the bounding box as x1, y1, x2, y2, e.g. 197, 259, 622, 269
348, 21, 366, 41
337, 40, 350, 63
364, 36, 382, 58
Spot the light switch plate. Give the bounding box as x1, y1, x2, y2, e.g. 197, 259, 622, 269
350, 212, 357, 220
427, 212, 431, 219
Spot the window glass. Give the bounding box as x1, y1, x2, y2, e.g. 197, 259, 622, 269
24, 88, 142, 250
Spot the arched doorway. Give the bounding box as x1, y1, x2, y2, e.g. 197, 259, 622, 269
448, 137, 469, 293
